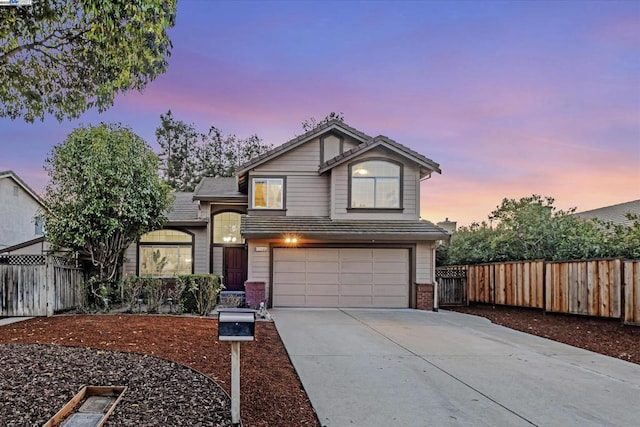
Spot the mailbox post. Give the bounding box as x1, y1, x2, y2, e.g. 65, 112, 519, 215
218, 308, 255, 425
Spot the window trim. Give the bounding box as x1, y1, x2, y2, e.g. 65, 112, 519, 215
136, 228, 195, 277
347, 158, 404, 211
250, 176, 286, 210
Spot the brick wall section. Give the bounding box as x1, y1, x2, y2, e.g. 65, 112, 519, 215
416, 283, 434, 311
244, 281, 265, 309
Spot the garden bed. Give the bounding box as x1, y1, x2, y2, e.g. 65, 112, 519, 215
0, 315, 319, 427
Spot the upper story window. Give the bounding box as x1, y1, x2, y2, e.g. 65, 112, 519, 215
214, 212, 244, 244
139, 229, 193, 277
34, 216, 44, 236
252, 177, 283, 209
350, 160, 402, 209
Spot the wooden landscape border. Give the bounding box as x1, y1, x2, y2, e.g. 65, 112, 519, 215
43, 385, 127, 427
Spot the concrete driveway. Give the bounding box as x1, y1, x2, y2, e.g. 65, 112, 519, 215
272, 308, 640, 427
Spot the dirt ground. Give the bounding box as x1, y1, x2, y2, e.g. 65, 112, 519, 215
1, 308, 638, 426
448, 304, 640, 365
0, 315, 319, 427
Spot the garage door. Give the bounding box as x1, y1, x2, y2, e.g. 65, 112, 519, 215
273, 248, 409, 308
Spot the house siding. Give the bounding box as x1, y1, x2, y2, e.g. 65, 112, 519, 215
253, 139, 320, 173
249, 139, 331, 216
0, 178, 43, 249
212, 246, 223, 275
416, 241, 434, 283
286, 174, 330, 216
331, 149, 420, 220
247, 239, 271, 303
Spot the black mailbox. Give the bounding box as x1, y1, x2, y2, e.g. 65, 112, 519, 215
218, 308, 255, 341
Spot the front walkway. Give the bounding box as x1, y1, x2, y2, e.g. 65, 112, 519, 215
272, 308, 640, 427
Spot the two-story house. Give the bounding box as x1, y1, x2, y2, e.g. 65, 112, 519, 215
124, 120, 448, 309
0, 171, 45, 250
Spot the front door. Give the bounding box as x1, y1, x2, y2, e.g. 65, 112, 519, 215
224, 246, 247, 291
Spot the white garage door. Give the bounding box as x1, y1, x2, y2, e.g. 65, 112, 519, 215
273, 248, 409, 308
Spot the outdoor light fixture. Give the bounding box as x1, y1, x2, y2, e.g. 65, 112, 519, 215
284, 237, 298, 244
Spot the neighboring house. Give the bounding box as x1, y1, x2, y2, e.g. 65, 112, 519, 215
0, 236, 52, 255
0, 171, 45, 250
575, 200, 640, 227
125, 120, 448, 308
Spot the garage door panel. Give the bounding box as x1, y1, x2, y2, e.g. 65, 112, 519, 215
306, 295, 341, 306
374, 273, 409, 285
274, 261, 307, 272
273, 272, 306, 283
374, 262, 408, 274
306, 272, 339, 284
306, 249, 339, 261
375, 284, 408, 296
273, 248, 409, 308
340, 284, 373, 296
341, 296, 374, 306
306, 283, 340, 295
340, 249, 373, 261
341, 273, 373, 284
275, 295, 307, 306
340, 262, 374, 273
274, 249, 306, 261
374, 296, 407, 307
307, 262, 340, 273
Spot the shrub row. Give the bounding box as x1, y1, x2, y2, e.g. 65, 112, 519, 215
121, 274, 224, 316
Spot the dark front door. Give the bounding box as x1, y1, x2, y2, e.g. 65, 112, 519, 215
224, 246, 247, 291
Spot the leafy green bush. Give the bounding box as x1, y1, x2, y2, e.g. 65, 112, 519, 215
177, 274, 224, 316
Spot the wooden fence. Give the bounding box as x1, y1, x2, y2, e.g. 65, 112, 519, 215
450, 258, 640, 325
468, 261, 544, 309
545, 259, 621, 318
0, 255, 84, 317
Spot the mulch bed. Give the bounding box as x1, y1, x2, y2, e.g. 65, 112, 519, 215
0, 315, 320, 427
448, 304, 640, 365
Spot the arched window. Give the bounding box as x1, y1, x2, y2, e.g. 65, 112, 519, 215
138, 229, 193, 277
213, 212, 244, 244
350, 160, 402, 209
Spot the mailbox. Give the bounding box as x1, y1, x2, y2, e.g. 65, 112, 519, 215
218, 308, 255, 341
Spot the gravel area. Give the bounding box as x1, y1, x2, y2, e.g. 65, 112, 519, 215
0, 343, 232, 426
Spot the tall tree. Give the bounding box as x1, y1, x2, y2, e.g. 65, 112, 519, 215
156, 110, 199, 191
0, 0, 176, 122
43, 123, 172, 302
301, 111, 345, 132
155, 111, 273, 190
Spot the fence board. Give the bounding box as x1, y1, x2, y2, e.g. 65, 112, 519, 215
0, 256, 83, 317
624, 260, 640, 325
467, 261, 543, 308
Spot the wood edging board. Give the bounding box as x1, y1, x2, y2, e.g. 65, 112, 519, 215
42, 385, 127, 427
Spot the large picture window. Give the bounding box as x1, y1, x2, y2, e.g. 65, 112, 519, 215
350, 160, 401, 209
214, 212, 244, 244
252, 177, 283, 209
139, 229, 193, 277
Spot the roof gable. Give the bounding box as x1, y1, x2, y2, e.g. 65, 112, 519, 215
318, 135, 441, 177
0, 170, 45, 207
235, 120, 371, 175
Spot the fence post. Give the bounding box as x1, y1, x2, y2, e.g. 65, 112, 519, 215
45, 256, 55, 317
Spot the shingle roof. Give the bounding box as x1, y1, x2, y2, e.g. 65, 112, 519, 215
319, 135, 441, 176
166, 192, 207, 226
193, 177, 246, 201
241, 216, 449, 241
575, 200, 640, 226
235, 120, 371, 174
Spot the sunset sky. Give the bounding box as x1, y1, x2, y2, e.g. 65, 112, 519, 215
1, 0, 639, 226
